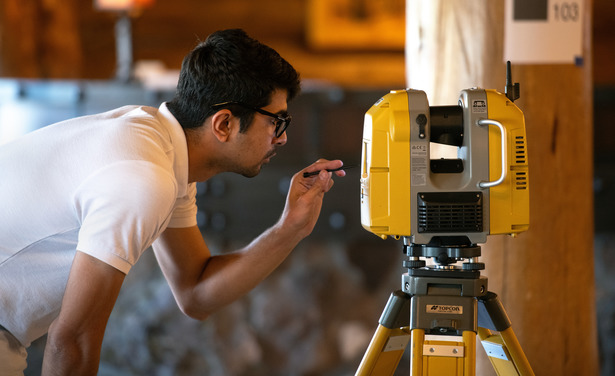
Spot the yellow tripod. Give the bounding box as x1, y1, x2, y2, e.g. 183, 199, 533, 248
356, 245, 534, 376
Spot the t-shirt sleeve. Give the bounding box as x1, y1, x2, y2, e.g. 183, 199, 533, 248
73, 161, 178, 274
166, 182, 198, 228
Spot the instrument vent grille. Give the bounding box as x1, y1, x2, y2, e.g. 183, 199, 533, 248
418, 192, 483, 233
514, 136, 527, 165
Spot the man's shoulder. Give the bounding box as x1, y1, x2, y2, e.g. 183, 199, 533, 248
75, 160, 179, 218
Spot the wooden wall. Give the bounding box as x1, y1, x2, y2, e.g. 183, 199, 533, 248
0, 0, 406, 88
1, 0, 612, 88
593, 0, 615, 86
593, 0, 615, 174
1, 0, 613, 87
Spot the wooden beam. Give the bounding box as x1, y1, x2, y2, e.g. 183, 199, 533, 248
0, 0, 82, 78
0, 0, 41, 77
406, 1, 598, 374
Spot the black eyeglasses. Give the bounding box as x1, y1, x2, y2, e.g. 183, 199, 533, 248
211, 101, 291, 138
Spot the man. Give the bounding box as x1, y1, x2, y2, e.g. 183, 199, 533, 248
0, 29, 346, 375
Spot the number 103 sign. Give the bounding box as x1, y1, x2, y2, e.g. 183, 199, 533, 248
504, 0, 585, 65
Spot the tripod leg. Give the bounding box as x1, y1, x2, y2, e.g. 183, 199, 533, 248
462, 331, 476, 375
356, 291, 411, 376
478, 327, 534, 376
410, 329, 424, 375
498, 327, 533, 375
414, 330, 475, 376
357, 325, 411, 375
478, 292, 535, 376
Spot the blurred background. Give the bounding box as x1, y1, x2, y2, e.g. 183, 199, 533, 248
0, 0, 613, 375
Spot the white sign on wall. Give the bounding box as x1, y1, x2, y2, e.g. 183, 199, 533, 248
504, 0, 584, 65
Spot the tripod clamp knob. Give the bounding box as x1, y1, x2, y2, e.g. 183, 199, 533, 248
462, 262, 485, 271
403, 259, 427, 269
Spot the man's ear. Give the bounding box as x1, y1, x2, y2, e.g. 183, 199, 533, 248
210, 110, 235, 142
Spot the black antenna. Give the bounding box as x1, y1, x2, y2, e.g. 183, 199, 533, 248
505, 61, 520, 102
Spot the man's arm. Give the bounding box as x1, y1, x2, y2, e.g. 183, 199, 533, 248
154, 159, 344, 319
42, 251, 125, 375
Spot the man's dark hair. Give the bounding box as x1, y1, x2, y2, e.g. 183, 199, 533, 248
167, 29, 301, 132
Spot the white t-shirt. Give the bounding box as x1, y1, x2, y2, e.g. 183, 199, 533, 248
0, 103, 197, 347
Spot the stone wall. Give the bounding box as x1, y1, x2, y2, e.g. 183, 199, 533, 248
97, 238, 406, 376
595, 234, 615, 375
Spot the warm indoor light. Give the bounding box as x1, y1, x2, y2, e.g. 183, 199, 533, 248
93, 0, 155, 82
94, 0, 154, 12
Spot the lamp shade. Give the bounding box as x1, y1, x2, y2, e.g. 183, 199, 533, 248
94, 0, 153, 12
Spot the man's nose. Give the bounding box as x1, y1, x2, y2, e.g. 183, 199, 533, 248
274, 131, 287, 146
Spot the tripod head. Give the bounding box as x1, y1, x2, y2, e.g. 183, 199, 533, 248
404, 239, 483, 270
